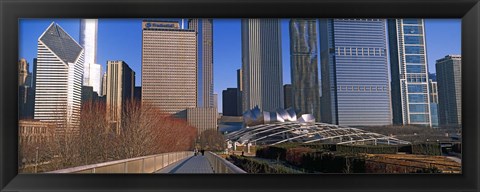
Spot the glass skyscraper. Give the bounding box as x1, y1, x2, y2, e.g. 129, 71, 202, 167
289, 19, 321, 121
320, 19, 392, 126
35, 22, 84, 133
389, 19, 432, 126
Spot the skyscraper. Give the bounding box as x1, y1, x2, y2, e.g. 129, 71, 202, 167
134, 86, 142, 102
289, 19, 321, 120
34, 22, 84, 133
188, 19, 214, 108
283, 84, 293, 109
236, 69, 243, 115
18, 59, 35, 119
80, 19, 103, 95
106, 60, 135, 134
436, 55, 462, 127
187, 108, 218, 134
18, 58, 29, 86
241, 19, 283, 112
320, 19, 392, 126
389, 19, 431, 126
222, 88, 239, 116
141, 20, 197, 117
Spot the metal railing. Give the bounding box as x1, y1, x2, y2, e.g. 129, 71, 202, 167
48, 151, 193, 173
205, 151, 246, 173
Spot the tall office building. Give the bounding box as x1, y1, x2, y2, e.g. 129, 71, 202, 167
222, 88, 239, 116
241, 19, 283, 112
34, 22, 84, 133
18, 58, 29, 86
142, 20, 197, 117
290, 19, 321, 120
187, 107, 218, 134
389, 19, 431, 126
188, 19, 214, 108
18, 59, 35, 119
106, 60, 135, 134
436, 55, 462, 127
213, 93, 218, 110
320, 19, 392, 126
429, 78, 439, 127
80, 19, 103, 95
236, 69, 243, 115
134, 86, 142, 102
283, 84, 293, 109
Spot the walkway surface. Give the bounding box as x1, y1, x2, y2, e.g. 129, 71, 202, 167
156, 155, 214, 173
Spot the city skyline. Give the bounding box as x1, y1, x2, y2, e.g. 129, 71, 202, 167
19, 18, 461, 113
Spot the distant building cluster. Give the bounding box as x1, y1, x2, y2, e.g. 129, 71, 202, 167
19, 19, 219, 145
18, 18, 462, 147
221, 18, 461, 129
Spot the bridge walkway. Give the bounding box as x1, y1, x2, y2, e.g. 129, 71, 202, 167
156, 155, 214, 173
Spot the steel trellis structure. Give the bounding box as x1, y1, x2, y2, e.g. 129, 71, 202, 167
226, 122, 410, 146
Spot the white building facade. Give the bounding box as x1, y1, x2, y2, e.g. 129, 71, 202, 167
35, 22, 84, 133
80, 19, 103, 95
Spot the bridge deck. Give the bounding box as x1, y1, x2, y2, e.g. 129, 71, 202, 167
156, 155, 214, 173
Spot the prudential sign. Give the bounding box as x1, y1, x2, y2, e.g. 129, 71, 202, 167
143, 21, 179, 29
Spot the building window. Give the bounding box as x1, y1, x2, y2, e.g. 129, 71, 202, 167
404, 36, 424, 45
410, 114, 428, 123
405, 46, 423, 54
409, 104, 428, 113
408, 94, 427, 103
408, 84, 426, 93
406, 55, 424, 63
406, 65, 423, 73
403, 19, 422, 25
403, 26, 423, 34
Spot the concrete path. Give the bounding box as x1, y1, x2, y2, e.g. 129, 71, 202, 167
156, 155, 214, 173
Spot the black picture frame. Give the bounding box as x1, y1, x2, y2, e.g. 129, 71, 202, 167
1, 0, 479, 191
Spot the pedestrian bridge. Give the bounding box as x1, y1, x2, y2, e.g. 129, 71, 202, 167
49, 151, 246, 174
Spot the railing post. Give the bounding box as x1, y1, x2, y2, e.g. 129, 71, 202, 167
154, 155, 157, 172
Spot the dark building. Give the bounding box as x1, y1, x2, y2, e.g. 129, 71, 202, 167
222, 88, 239, 116
18, 86, 35, 119
82, 86, 99, 102
284, 84, 293, 109
134, 86, 142, 102
436, 55, 462, 127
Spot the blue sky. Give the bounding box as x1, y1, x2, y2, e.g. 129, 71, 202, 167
19, 19, 461, 112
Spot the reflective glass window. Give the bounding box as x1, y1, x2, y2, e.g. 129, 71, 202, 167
403, 19, 422, 25
410, 114, 428, 123
405, 46, 423, 54
408, 84, 425, 93
406, 65, 422, 73
404, 26, 423, 34
406, 55, 424, 63
409, 104, 428, 113
408, 94, 426, 103
404, 36, 424, 44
